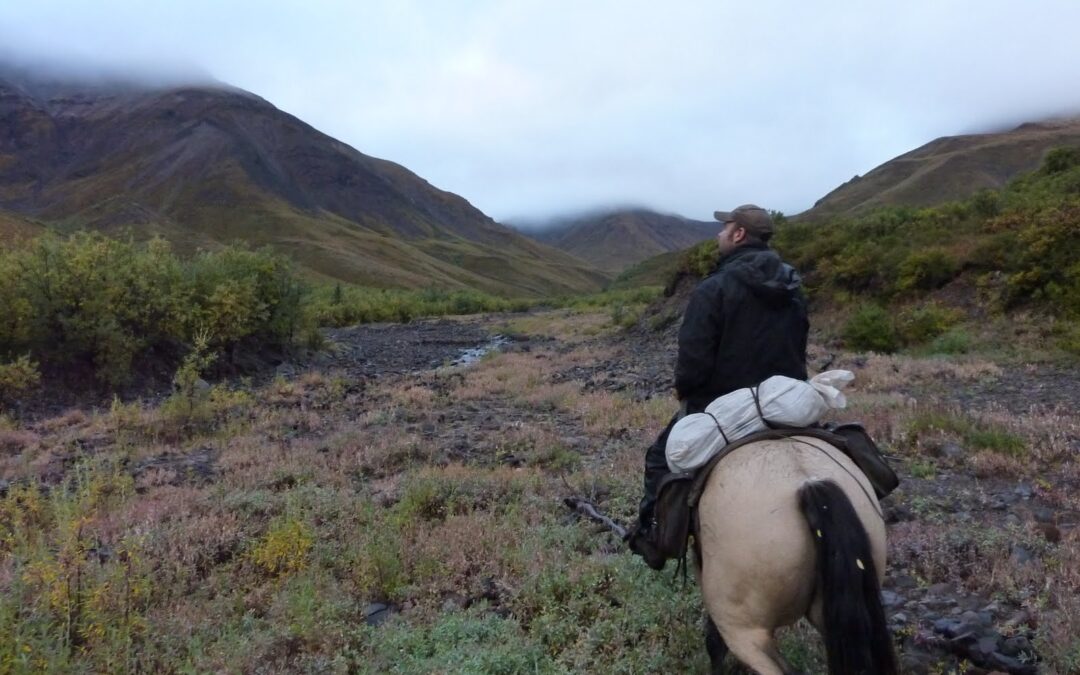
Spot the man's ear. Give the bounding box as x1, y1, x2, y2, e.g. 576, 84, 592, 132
733, 226, 747, 244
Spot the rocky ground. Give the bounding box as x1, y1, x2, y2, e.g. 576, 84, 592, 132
4, 309, 1078, 672
299, 312, 1078, 674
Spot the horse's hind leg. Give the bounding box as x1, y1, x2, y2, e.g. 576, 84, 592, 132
704, 615, 729, 674
722, 626, 799, 675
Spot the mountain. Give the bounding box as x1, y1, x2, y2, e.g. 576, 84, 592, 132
0, 65, 607, 296
800, 116, 1080, 219
517, 208, 716, 275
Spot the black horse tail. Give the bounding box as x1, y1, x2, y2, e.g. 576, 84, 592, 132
798, 479, 897, 675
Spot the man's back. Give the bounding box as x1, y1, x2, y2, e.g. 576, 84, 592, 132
674, 242, 808, 412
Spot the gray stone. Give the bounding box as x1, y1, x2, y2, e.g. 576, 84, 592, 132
1005, 609, 1032, 628
1001, 635, 1033, 657
1032, 506, 1055, 523
928, 582, 954, 596
1011, 545, 1034, 565
1014, 483, 1034, 499
890, 611, 909, 624
973, 635, 1000, 658
960, 610, 992, 628
881, 590, 902, 608
933, 618, 968, 638
939, 441, 965, 459
363, 602, 397, 627
274, 363, 295, 378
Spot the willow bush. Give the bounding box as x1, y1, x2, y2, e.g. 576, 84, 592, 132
0, 233, 307, 386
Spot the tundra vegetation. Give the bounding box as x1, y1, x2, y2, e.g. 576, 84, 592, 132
0, 150, 1078, 672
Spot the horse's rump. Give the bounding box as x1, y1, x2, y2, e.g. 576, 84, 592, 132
695, 436, 887, 647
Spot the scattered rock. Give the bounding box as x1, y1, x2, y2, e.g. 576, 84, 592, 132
1010, 545, 1033, 566
973, 636, 1000, 659
1031, 506, 1055, 523
928, 582, 954, 597
363, 602, 398, 627
881, 589, 902, 608
933, 441, 965, 460
959, 610, 993, 629
885, 503, 914, 523
1000, 636, 1033, 658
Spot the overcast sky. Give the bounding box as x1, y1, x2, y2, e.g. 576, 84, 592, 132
3, 0, 1080, 223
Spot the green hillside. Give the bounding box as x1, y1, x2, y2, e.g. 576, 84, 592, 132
799, 117, 1080, 220
643, 147, 1080, 356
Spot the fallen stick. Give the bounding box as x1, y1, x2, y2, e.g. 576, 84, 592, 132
563, 496, 628, 539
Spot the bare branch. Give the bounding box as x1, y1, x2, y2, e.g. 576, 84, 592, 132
563, 495, 628, 539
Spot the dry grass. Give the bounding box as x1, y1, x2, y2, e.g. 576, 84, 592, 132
499, 309, 613, 341
843, 352, 1002, 392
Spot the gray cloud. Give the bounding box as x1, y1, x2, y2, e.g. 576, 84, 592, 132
3, 0, 1080, 221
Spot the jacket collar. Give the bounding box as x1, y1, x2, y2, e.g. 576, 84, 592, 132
713, 241, 770, 271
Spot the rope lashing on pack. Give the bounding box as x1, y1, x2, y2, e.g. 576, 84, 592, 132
704, 412, 730, 445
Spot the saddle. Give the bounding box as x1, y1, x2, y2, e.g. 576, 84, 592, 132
644, 424, 898, 571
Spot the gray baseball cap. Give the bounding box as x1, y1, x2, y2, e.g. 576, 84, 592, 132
713, 204, 774, 237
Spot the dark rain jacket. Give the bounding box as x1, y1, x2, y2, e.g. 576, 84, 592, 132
674, 242, 809, 413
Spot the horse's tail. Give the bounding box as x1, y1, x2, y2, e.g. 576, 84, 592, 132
798, 479, 897, 675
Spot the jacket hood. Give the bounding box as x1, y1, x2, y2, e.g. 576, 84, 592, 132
716, 244, 803, 304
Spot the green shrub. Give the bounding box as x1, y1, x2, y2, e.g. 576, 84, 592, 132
251, 517, 314, 577
842, 304, 899, 352
928, 329, 973, 354
895, 303, 961, 345
907, 410, 1026, 457
970, 189, 1001, 217
909, 459, 937, 479
680, 239, 719, 278
0, 355, 40, 404
897, 249, 961, 291
356, 609, 552, 673
756, 153, 1080, 329
1042, 146, 1080, 175
966, 428, 1026, 457
0, 232, 309, 387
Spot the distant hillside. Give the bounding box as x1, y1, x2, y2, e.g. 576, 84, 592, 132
0, 209, 43, 243
608, 249, 686, 290
517, 209, 716, 275
800, 116, 1080, 219
0, 65, 607, 296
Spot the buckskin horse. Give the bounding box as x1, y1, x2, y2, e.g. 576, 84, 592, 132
694, 434, 897, 674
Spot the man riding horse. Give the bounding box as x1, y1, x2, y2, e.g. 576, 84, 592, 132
629, 203, 809, 556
